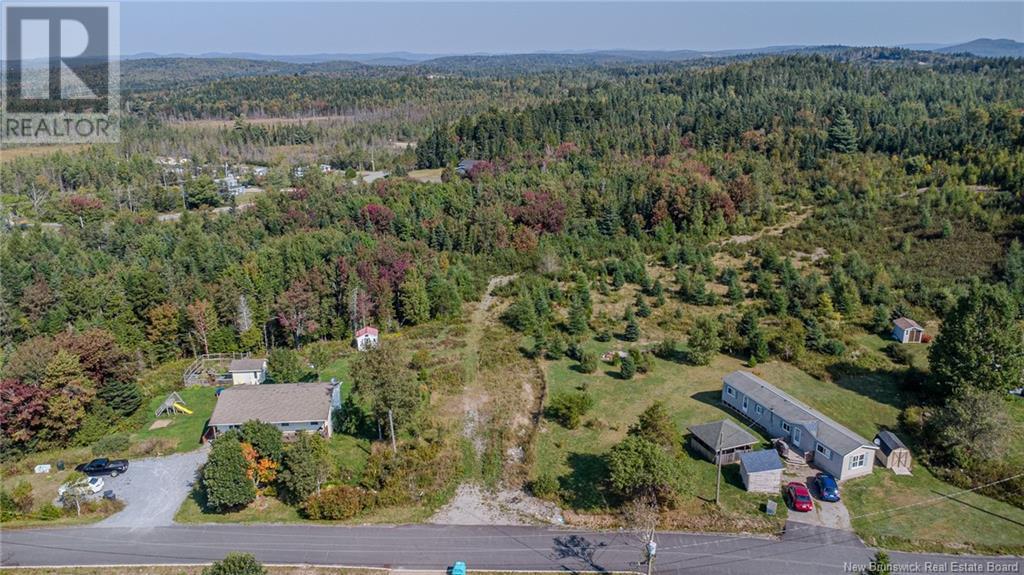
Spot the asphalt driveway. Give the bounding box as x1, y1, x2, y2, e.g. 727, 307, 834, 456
94, 447, 208, 528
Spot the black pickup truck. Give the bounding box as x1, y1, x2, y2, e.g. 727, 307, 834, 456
75, 458, 129, 477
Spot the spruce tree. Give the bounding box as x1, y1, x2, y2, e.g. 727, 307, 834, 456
399, 268, 430, 325
623, 309, 641, 342
203, 436, 256, 511
828, 106, 858, 153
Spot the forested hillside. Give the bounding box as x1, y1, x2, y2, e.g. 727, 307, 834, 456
1, 52, 1022, 547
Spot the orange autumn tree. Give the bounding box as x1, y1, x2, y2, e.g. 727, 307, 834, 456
240, 442, 278, 492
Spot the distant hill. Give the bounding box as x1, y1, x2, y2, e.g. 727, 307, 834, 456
936, 38, 1024, 58
120, 58, 367, 91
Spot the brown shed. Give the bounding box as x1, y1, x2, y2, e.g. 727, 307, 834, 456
873, 430, 912, 474
687, 419, 758, 465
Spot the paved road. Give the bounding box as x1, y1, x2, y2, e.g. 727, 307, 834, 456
1, 524, 1021, 574
95, 447, 208, 528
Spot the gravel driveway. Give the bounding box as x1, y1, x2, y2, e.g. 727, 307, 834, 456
94, 447, 208, 528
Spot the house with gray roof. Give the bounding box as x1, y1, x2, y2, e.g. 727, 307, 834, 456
207, 382, 339, 440
721, 371, 877, 480
686, 419, 759, 464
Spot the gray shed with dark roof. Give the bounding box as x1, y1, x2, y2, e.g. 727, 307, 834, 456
686, 419, 759, 464
739, 450, 785, 493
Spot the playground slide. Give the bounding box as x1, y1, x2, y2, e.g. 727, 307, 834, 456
172, 402, 193, 414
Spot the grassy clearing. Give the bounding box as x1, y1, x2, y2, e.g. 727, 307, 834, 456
535, 328, 1023, 547
844, 467, 1024, 555
535, 349, 792, 532
0, 143, 96, 162
130, 386, 218, 455
407, 168, 444, 183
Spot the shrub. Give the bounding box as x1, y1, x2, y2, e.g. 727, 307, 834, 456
92, 433, 131, 456
428, 363, 466, 392
884, 343, 912, 365
546, 392, 595, 429
530, 473, 560, 500
654, 339, 677, 360
578, 351, 598, 374
203, 553, 266, 575
10, 480, 33, 515
303, 485, 366, 520
0, 491, 17, 522
595, 330, 612, 342
823, 338, 846, 356
38, 502, 62, 520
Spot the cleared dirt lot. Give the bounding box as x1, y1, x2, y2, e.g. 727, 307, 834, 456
93, 447, 208, 528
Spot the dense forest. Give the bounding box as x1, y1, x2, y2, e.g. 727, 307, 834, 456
2, 51, 1023, 530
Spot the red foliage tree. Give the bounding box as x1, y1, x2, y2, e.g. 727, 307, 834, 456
359, 204, 395, 234
507, 191, 566, 234
0, 379, 52, 448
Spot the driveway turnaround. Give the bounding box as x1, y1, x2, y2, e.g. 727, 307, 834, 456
1, 524, 1021, 574
94, 447, 209, 528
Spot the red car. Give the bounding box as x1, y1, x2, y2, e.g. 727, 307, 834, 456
786, 482, 815, 512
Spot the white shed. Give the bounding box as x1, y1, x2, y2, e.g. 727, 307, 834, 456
355, 326, 380, 351
739, 450, 785, 493
229, 358, 267, 385
892, 317, 925, 344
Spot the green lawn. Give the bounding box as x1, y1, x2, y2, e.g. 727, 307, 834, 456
535, 350, 793, 531
844, 467, 1024, 555
130, 386, 218, 455
536, 340, 1024, 549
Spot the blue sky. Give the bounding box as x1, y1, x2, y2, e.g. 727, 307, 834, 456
117, 1, 1023, 55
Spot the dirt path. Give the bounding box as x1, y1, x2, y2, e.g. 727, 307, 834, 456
460, 275, 516, 457
430, 275, 564, 526
722, 209, 811, 245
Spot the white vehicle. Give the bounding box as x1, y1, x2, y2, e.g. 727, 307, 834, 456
58, 476, 104, 497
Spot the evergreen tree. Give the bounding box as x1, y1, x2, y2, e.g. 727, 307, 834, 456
623, 309, 641, 342
578, 350, 598, 374
203, 436, 257, 511
929, 282, 1024, 397
726, 274, 744, 304
634, 293, 652, 318
399, 268, 431, 326
828, 106, 858, 153
747, 324, 769, 363
871, 304, 892, 335
427, 275, 462, 320
97, 380, 142, 417
862, 551, 891, 575
628, 402, 680, 455
620, 354, 637, 380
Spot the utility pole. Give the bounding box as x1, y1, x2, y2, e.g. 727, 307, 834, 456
715, 423, 724, 506
388, 408, 397, 454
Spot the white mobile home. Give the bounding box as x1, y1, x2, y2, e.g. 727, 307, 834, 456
721, 371, 877, 481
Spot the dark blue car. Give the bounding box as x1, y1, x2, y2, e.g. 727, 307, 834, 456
816, 473, 840, 502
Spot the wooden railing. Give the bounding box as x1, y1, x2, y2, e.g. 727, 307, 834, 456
182, 352, 253, 386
